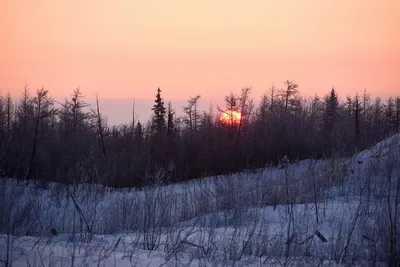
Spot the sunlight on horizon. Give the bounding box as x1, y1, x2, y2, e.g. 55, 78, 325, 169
220, 110, 242, 125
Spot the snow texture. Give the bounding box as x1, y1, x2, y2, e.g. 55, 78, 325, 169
0, 134, 399, 266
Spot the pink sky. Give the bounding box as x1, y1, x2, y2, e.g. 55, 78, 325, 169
1, 0, 399, 125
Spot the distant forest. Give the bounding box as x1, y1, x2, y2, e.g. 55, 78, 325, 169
0, 81, 399, 187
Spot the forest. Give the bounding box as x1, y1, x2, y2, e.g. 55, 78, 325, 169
0, 81, 399, 187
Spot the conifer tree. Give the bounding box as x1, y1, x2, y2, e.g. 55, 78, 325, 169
353, 94, 362, 138
133, 121, 143, 156
324, 88, 339, 132
396, 97, 400, 133
5, 93, 13, 134
151, 87, 166, 134
323, 88, 339, 155
167, 102, 175, 136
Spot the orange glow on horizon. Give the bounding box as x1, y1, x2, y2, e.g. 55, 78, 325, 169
220, 110, 242, 125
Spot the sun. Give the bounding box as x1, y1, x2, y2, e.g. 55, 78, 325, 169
220, 110, 242, 125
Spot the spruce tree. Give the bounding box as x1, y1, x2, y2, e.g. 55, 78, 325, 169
151, 87, 166, 134
167, 102, 175, 136
323, 88, 339, 155
133, 121, 143, 156
386, 97, 395, 133
396, 97, 400, 133
324, 88, 339, 132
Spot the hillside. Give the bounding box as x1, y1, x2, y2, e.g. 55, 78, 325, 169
0, 134, 399, 266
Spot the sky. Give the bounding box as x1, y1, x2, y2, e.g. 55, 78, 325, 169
1, 0, 399, 125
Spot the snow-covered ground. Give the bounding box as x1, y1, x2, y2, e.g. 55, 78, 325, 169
1, 134, 399, 266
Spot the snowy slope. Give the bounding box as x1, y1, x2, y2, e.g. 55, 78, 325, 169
0, 134, 399, 266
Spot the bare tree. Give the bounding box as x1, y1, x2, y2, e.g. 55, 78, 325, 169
26, 88, 56, 180
183, 95, 201, 135
281, 80, 299, 113
93, 93, 106, 158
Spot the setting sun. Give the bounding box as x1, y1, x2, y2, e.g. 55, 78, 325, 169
220, 110, 242, 125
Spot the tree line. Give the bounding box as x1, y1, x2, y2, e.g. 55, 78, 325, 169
0, 82, 399, 187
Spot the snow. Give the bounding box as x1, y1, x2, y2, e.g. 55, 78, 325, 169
0, 134, 399, 266
0, 200, 382, 266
